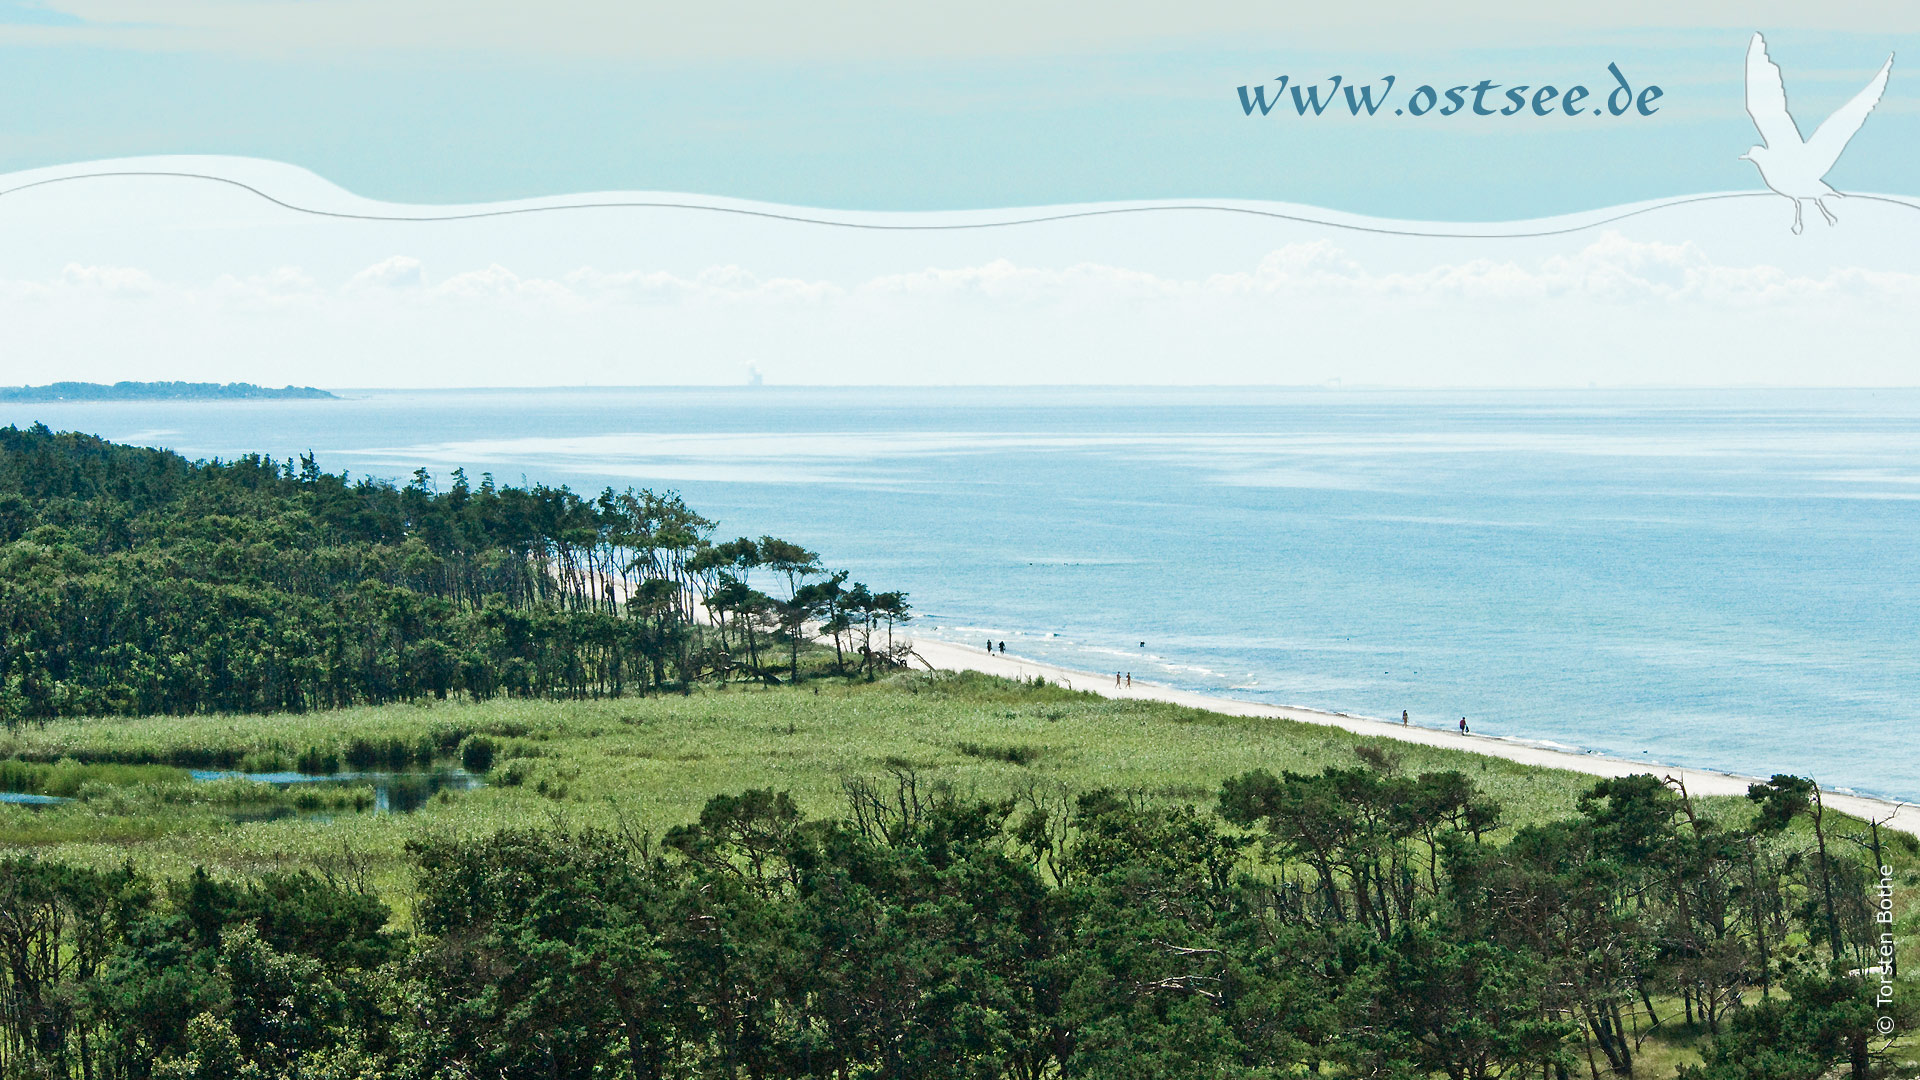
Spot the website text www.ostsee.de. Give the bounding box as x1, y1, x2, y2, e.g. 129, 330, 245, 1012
1237, 63, 1662, 118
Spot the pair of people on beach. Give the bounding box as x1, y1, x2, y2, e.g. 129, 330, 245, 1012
985, 640, 1005, 654
1399, 709, 1470, 735
1114, 672, 1130, 688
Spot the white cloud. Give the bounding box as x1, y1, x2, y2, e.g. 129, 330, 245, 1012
205, 266, 319, 308
57, 262, 155, 295
563, 265, 843, 305
15, 235, 1920, 314
431, 264, 574, 303
347, 255, 426, 291
849, 235, 1920, 305
863, 258, 1177, 300
1, 236, 1914, 389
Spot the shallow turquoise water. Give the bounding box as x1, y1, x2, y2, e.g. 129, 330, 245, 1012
7, 387, 1915, 800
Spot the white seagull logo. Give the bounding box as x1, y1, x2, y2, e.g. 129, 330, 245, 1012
1742, 32, 1894, 234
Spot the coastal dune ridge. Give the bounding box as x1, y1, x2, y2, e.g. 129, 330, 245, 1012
910, 636, 1920, 838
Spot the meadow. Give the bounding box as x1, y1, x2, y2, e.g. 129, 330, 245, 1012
0, 669, 1626, 889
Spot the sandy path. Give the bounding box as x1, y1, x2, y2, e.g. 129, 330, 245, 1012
909, 637, 1919, 839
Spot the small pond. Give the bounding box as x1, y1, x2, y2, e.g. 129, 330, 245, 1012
188, 767, 485, 814
0, 791, 70, 806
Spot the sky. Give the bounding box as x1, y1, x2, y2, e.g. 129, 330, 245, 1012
0, 2, 1915, 388
4, 158, 1917, 387
1, 1, 1916, 218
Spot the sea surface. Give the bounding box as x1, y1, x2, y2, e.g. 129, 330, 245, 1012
6, 387, 1915, 801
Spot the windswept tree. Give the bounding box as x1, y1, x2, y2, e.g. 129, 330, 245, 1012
746, 536, 822, 682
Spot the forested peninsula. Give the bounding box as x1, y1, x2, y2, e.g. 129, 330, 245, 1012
0, 382, 336, 402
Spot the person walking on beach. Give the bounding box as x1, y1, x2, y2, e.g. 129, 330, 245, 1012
1115, 672, 1122, 688
1125, 673, 1131, 688
1402, 710, 1409, 726
997, 641, 1005, 654
1459, 716, 1469, 735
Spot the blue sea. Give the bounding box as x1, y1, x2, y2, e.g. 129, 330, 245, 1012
6, 387, 1915, 801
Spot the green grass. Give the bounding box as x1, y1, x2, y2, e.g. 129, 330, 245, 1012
0, 670, 1622, 887
0, 669, 1905, 920
0, 758, 188, 797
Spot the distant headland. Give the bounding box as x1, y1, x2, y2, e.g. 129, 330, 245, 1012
0, 381, 337, 402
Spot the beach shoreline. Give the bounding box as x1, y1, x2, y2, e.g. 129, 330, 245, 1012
908, 636, 1920, 838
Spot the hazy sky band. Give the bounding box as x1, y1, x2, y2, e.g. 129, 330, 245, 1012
10, 1, 1920, 57
1, 3, 1914, 217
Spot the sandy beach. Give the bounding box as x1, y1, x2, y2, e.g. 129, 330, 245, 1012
909, 637, 1920, 838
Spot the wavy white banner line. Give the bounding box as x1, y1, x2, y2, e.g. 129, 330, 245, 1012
6, 166, 1918, 239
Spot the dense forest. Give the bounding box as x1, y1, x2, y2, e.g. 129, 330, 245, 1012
0, 763, 1909, 1079
0, 426, 908, 724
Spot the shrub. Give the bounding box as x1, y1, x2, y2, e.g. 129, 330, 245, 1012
956, 741, 1043, 767
296, 747, 340, 775
460, 736, 497, 774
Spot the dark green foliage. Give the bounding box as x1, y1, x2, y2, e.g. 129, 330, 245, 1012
0, 859, 392, 1078
955, 740, 1043, 766
1748, 774, 1817, 835
0, 427, 907, 724
1363, 928, 1574, 1080
1678, 969, 1882, 1080
0, 764, 1904, 1079
458, 734, 496, 774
